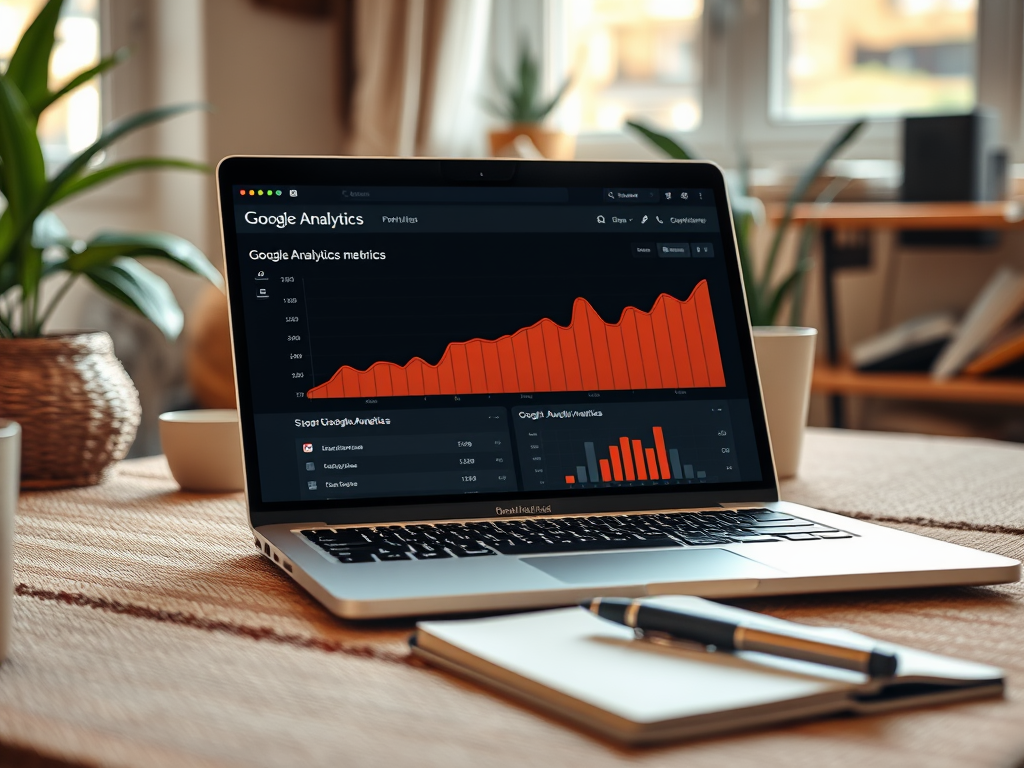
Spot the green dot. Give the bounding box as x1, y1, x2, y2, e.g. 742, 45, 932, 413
276, 190, 282, 196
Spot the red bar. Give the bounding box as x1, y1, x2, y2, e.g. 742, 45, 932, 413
465, 340, 488, 393
542, 319, 567, 391
619, 437, 636, 481
573, 300, 600, 389
496, 336, 519, 392
421, 360, 440, 395
373, 365, 393, 396
511, 330, 534, 390
559, 325, 583, 391
480, 340, 501, 392
390, 366, 409, 396
341, 367, 361, 398
681, 292, 709, 387
587, 305, 615, 389
633, 440, 648, 480
527, 325, 550, 390
609, 446, 624, 481
619, 308, 647, 388
645, 448, 659, 480
653, 426, 671, 480
651, 298, 678, 388
451, 344, 473, 392
634, 308, 662, 389
436, 355, 456, 394
405, 360, 424, 396
565, 475, 575, 484
694, 280, 726, 387
605, 324, 631, 389
599, 459, 611, 482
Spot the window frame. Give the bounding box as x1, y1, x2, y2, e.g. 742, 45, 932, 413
542, 0, 1024, 169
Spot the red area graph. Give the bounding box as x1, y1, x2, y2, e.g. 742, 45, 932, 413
306, 279, 725, 399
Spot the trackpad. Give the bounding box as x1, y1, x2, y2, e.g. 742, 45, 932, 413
522, 548, 775, 587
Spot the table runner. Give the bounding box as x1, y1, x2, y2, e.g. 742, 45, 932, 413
2, 428, 1024, 767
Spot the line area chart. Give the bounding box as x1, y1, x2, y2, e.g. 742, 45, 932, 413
307, 279, 725, 398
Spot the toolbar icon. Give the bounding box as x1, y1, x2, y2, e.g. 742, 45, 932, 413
302, 443, 313, 453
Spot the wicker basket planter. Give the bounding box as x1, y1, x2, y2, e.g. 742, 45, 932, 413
0, 333, 141, 489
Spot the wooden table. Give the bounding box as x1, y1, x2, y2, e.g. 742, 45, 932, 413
2, 428, 1024, 767
767, 201, 1024, 425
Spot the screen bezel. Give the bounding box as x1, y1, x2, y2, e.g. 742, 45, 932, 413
216, 157, 778, 528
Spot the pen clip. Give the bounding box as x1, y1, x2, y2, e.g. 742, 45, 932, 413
636, 628, 715, 654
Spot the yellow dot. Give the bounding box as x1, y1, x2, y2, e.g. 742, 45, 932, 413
258, 190, 264, 196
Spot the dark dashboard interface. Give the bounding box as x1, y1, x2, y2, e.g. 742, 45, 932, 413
226, 179, 769, 515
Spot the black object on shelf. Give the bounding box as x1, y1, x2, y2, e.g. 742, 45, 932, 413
900, 111, 1007, 247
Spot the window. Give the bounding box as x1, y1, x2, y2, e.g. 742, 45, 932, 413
773, 0, 978, 121
0, 0, 101, 162
556, 0, 704, 134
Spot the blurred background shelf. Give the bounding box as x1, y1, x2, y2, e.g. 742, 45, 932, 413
769, 201, 1024, 229
812, 365, 1024, 406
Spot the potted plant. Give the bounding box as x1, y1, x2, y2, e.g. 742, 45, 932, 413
626, 119, 864, 476
0, 0, 222, 488
485, 40, 574, 159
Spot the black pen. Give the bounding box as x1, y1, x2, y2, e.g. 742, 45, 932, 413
582, 597, 899, 678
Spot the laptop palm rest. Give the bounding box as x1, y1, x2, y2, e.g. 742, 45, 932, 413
521, 549, 776, 592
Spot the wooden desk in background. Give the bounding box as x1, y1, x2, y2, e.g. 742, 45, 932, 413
767, 201, 1024, 426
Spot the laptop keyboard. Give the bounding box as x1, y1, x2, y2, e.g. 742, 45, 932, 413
299, 509, 853, 564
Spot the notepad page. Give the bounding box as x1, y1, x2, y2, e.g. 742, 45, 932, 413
418, 608, 852, 725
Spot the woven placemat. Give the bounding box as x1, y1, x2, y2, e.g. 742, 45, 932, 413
2, 525, 1023, 768
784, 429, 1024, 533
4, 428, 1024, 767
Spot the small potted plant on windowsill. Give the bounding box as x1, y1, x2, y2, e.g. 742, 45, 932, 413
485, 40, 574, 159
0, 0, 221, 488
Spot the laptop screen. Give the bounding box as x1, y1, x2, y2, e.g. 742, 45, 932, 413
219, 160, 776, 525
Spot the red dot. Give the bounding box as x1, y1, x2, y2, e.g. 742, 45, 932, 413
240, 189, 246, 195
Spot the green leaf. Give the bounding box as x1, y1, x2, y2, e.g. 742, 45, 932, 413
4, 0, 62, 119
65, 230, 222, 287
83, 258, 184, 340
30, 210, 68, 248
41, 102, 210, 211
625, 120, 696, 160
0, 75, 47, 264
31, 48, 128, 117
49, 157, 210, 206
534, 77, 572, 123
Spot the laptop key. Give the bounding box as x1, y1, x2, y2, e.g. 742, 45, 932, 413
448, 546, 497, 557
377, 551, 412, 561
816, 532, 854, 539
777, 533, 819, 541
333, 552, 375, 564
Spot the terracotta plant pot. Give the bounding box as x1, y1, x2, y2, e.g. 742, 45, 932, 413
489, 125, 576, 159
0, 332, 141, 489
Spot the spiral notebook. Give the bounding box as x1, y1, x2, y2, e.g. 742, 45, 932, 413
411, 597, 1004, 745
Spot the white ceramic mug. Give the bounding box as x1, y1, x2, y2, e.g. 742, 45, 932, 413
0, 420, 20, 665
159, 409, 244, 492
751, 327, 817, 479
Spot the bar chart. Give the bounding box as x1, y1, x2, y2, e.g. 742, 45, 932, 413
512, 401, 739, 491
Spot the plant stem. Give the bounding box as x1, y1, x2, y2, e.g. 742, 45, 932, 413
0, 313, 13, 339
34, 272, 78, 335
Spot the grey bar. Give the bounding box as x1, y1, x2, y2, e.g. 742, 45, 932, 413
669, 449, 684, 480
658, 242, 691, 258
697, 470, 706, 479
684, 463, 695, 480
584, 442, 600, 484
576, 465, 589, 484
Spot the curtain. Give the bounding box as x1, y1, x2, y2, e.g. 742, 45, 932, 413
251, 0, 492, 156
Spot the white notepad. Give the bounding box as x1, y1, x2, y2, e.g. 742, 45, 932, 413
412, 597, 1004, 745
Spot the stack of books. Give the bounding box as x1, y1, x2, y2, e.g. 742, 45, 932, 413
852, 267, 1024, 379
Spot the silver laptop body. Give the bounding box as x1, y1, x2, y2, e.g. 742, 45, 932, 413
217, 156, 1019, 619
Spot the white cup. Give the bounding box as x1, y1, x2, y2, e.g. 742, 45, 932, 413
751, 327, 817, 479
159, 409, 244, 492
0, 420, 20, 665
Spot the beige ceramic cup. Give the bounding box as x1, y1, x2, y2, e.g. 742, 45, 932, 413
159, 409, 244, 492
751, 327, 817, 479
0, 420, 20, 665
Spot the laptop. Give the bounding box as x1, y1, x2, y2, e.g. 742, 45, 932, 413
216, 157, 1019, 619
